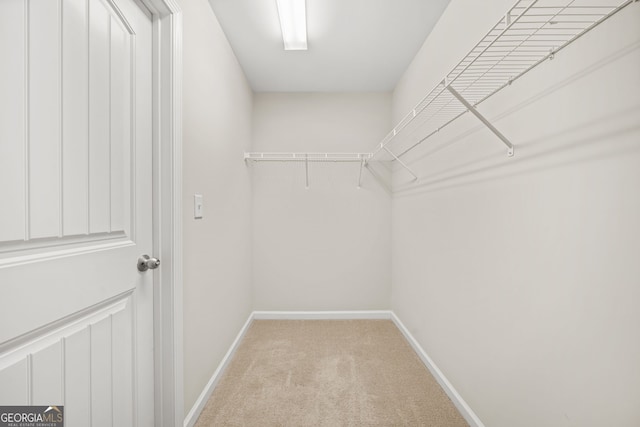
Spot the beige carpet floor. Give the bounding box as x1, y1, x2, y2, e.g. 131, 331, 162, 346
195, 320, 468, 426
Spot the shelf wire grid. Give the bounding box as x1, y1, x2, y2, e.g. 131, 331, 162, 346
372, 0, 633, 160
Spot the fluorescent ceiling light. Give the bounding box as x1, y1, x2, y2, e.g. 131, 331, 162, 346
276, 0, 307, 50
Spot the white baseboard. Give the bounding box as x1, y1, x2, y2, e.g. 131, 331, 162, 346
252, 310, 393, 320
183, 312, 255, 427
184, 310, 483, 427
390, 312, 485, 427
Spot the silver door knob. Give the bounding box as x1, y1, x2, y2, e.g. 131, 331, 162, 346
137, 255, 161, 272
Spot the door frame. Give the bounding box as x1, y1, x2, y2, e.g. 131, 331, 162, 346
134, 0, 183, 425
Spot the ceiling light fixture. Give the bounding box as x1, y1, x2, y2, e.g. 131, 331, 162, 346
275, 0, 307, 51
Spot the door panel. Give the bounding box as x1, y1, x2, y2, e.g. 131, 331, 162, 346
31, 342, 63, 404
62, 0, 90, 237
65, 328, 91, 426
0, 0, 26, 242
0, 0, 153, 424
0, 360, 28, 405
89, 0, 113, 235
0, 0, 136, 251
29, 0, 62, 240
0, 294, 135, 425
110, 17, 130, 234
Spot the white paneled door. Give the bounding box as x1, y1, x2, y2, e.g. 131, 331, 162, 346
0, 0, 154, 425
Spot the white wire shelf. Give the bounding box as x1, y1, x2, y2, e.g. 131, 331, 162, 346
244, 152, 371, 162
244, 152, 372, 188
371, 0, 634, 163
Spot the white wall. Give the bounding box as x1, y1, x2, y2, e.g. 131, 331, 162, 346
391, 1, 640, 426
252, 93, 392, 311
180, 0, 253, 414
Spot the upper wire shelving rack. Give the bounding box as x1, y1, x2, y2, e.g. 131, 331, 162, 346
371, 0, 634, 173
246, 0, 635, 183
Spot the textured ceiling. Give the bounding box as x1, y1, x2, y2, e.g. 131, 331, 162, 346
208, 0, 451, 92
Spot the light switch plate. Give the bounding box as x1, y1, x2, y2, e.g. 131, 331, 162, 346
194, 194, 203, 219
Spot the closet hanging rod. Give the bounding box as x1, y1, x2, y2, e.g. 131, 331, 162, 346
370, 0, 634, 160
244, 152, 372, 162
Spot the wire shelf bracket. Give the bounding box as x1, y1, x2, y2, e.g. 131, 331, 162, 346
383, 146, 419, 181
445, 82, 515, 157
357, 158, 366, 189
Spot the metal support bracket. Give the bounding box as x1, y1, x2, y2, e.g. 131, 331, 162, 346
357, 159, 365, 189
305, 154, 309, 189
445, 84, 515, 157
382, 146, 419, 181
